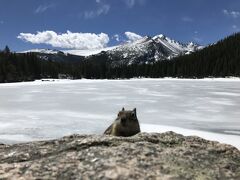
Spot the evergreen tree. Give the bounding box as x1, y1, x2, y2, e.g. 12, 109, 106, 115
3, 45, 10, 54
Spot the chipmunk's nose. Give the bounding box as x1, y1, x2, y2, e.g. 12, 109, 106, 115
121, 118, 127, 126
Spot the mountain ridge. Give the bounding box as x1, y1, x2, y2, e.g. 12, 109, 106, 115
18, 34, 203, 65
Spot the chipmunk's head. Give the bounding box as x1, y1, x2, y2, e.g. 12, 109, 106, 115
117, 107, 138, 127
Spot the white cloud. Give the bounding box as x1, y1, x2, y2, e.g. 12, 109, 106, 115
125, 32, 142, 42
84, 4, 110, 19
17, 31, 110, 50
232, 25, 240, 31
35, 4, 55, 14
124, 0, 135, 8
123, 0, 146, 8
181, 16, 194, 22
113, 34, 120, 41
223, 9, 240, 18
223, 9, 228, 15
193, 37, 203, 43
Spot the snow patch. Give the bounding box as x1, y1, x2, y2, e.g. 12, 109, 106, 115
141, 124, 240, 149
19, 49, 60, 54
63, 46, 119, 56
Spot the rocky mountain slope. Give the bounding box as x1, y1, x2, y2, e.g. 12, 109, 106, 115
0, 132, 239, 179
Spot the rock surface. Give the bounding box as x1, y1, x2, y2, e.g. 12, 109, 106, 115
0, 132, 239, 179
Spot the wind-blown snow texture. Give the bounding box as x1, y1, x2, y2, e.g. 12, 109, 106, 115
0, 79, 239, 148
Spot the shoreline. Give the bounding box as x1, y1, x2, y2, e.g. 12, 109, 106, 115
0, 77, 240, 87
1, 124, 239, 150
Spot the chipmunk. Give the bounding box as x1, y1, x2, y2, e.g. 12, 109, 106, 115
104, 108, 140, 137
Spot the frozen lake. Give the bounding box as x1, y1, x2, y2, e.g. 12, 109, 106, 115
0, 78, 240, 148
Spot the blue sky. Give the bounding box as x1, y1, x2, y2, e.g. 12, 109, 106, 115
0, 0, 240, 51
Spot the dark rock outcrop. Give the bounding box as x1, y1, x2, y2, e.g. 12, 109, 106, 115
0, 132, 239, 179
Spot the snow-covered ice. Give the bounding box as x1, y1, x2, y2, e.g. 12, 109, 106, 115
141, 124, 240, 149
0, 78, 240, 149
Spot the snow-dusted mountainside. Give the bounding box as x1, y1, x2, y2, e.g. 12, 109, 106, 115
19, 47, 119, 57
19, 34, 203, 65
63, 46, 119, 57
20, 49, 62, 55
19, 48, 85, 62
85, 34, 203, 65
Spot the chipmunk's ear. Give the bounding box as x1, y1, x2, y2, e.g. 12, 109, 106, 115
133, 108, 136, 114
131, 108, 137, 118
122, 107, 125, 111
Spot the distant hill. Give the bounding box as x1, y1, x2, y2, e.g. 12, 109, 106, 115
19, 49, 85, 62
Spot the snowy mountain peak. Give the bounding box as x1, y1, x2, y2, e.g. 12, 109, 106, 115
153, 34, 166, 40
188, 42, 194, 46
93, 34, 204, 66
